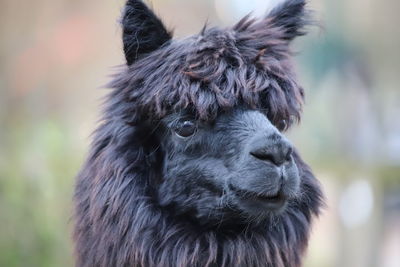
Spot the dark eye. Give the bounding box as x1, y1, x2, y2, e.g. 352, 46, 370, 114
277, 119, 287, 131
174, 120, 196, 138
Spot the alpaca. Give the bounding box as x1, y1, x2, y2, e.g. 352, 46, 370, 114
73, 0, 324, 266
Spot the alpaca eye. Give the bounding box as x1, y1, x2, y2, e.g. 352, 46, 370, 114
277, 119, 287, 131
175, 120, 196, 138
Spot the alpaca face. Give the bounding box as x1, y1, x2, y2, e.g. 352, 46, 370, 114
157, 108, 300, 224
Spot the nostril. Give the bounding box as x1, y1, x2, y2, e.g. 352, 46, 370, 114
249, 134, 294, 166
250, 145, 293, 166
285, 147, 293, 161
250, 150, 277, 164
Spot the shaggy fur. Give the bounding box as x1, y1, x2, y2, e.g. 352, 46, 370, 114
73, 0, 324, 266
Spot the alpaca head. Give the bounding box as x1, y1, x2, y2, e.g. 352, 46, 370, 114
110, 0, 317, 225
74, 1, 323, 266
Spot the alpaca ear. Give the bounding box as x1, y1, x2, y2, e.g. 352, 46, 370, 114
266, 0, 310, 41
122, 0, 172, 65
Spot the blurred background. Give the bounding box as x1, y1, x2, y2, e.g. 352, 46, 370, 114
0, 0, 399, 266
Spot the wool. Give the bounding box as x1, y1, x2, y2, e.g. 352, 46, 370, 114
73, 1, 324, 266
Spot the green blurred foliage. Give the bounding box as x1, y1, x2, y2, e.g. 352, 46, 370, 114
0, 120, 79, 266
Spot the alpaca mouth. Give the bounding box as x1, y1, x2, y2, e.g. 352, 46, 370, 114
254, 192, 285, 203
229, 184, 287, 211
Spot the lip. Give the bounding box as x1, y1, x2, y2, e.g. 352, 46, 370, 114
229, 184, 288, 210
251, 191, 287, 210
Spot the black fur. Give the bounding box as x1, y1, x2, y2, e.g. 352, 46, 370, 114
267, 0, 310, 41
123, 0, 172, 65
73, 1, 324, 266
